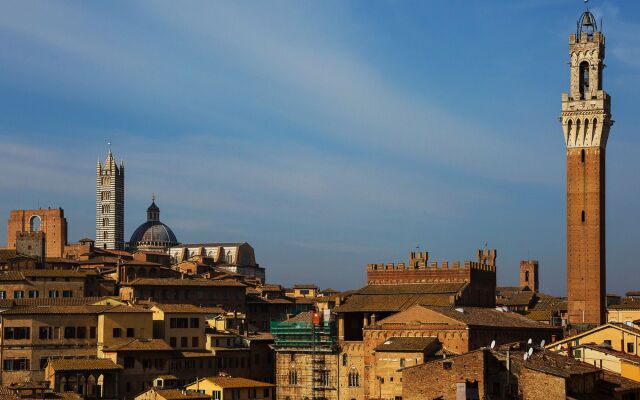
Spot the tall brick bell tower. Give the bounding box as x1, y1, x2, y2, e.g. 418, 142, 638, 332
562, 8, 612, 327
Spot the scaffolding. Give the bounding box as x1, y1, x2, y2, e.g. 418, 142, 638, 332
271, 312, 337, 400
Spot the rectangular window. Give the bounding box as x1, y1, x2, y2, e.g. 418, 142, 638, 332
249, 389, 256, 398
400, 358, 406, 368
62, 290, 73, 298
3, 358, 30, 371
64, 326, 76, 339
113, 328, 121, 338
0, 291, 5, 299
48, 290, 59, 298
39, 326, 53, 340
212, 391, 221, 400
190, 318, 199, 328
77, 327, 87, 339
192, 337, 199, 347
604, 340, 612, 347
628, 343, 635, 353
574, 349, 582, 358
170, 337, 176, 347
13, 290, 24, 299
126, 328, 135, 338
232, 389, 240, 400
263, 389, 270, 398
40, 357, 49, 370
90, 327, 96, 339
181, 337, 188, 347
28, 290, 39, 298
4, 327, 30, 340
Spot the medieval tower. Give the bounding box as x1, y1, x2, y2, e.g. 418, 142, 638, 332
561, 9, 612, 326
96, 147, 125, 250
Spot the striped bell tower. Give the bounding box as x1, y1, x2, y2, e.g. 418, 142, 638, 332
96, 146, 125, 250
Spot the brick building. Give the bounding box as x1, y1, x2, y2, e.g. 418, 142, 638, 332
6, 208, 68, 259
402, 344, 640, 400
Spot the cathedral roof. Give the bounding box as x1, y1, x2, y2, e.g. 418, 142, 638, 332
129, 199, 178, 250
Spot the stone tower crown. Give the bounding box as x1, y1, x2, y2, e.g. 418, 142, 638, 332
561, 11, 612, 149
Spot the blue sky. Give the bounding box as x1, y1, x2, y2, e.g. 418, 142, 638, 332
1, 1, 639, 295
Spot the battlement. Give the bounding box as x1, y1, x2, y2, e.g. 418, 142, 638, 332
367, 248, 497, 273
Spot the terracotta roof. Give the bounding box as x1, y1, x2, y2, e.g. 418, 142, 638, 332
122, 260, 163, 267
194, 376, 274, 389
21, 269, 97, 277
427, 306, 557, 329
246, 296, 292, 305
335, 293, 454, 313
47, 358, 122, 371
13, 296, 111, 306
0, 305, 110, 315
293, 284, 317, 289
141, 389, 210, 400
122, 278, 245, 287
525, 309, 553, 321
519, 349, 599, 378
602, 371, 640, 392
152, 304, 225, 314
0, 271, 27, 281
286, 311, 314, 323
358, 283, 467, 295
375, 337, 439, 353
609, 298, 640, 310
103, 305, 151, 313
102, 338, 175, 352
576, 344, 640, 365
496, 291, 535, 307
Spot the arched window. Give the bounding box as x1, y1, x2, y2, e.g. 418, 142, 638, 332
29, 216, 41, 232
579, 61, 590, 99
581, 149, 585, 163
103, 231, 108, 240
348, 368, 359, 387
342, 353, 348, 367
525, 271, 530, 283
288, 370, 297, 385
103, 218, 109, 227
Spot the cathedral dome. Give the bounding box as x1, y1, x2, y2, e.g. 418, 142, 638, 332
128, 198, 178, 252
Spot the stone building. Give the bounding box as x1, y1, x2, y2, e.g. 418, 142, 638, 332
169, 243, 265, 282
6, 208, 68, 258
96, 148, 125, 250
561, 9, 613, 327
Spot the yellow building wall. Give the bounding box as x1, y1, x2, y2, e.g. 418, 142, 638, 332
98, 312, 153, 347
186, 380, 272, 400
621, 361, 640, 382
554, 326, 640, 356
577, 348, 622, 373
608, 310, 640, 325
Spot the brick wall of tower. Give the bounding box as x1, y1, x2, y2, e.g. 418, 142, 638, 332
519, 260, 539, 292
567, 147, 606, 325
6, 208, 67, 258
